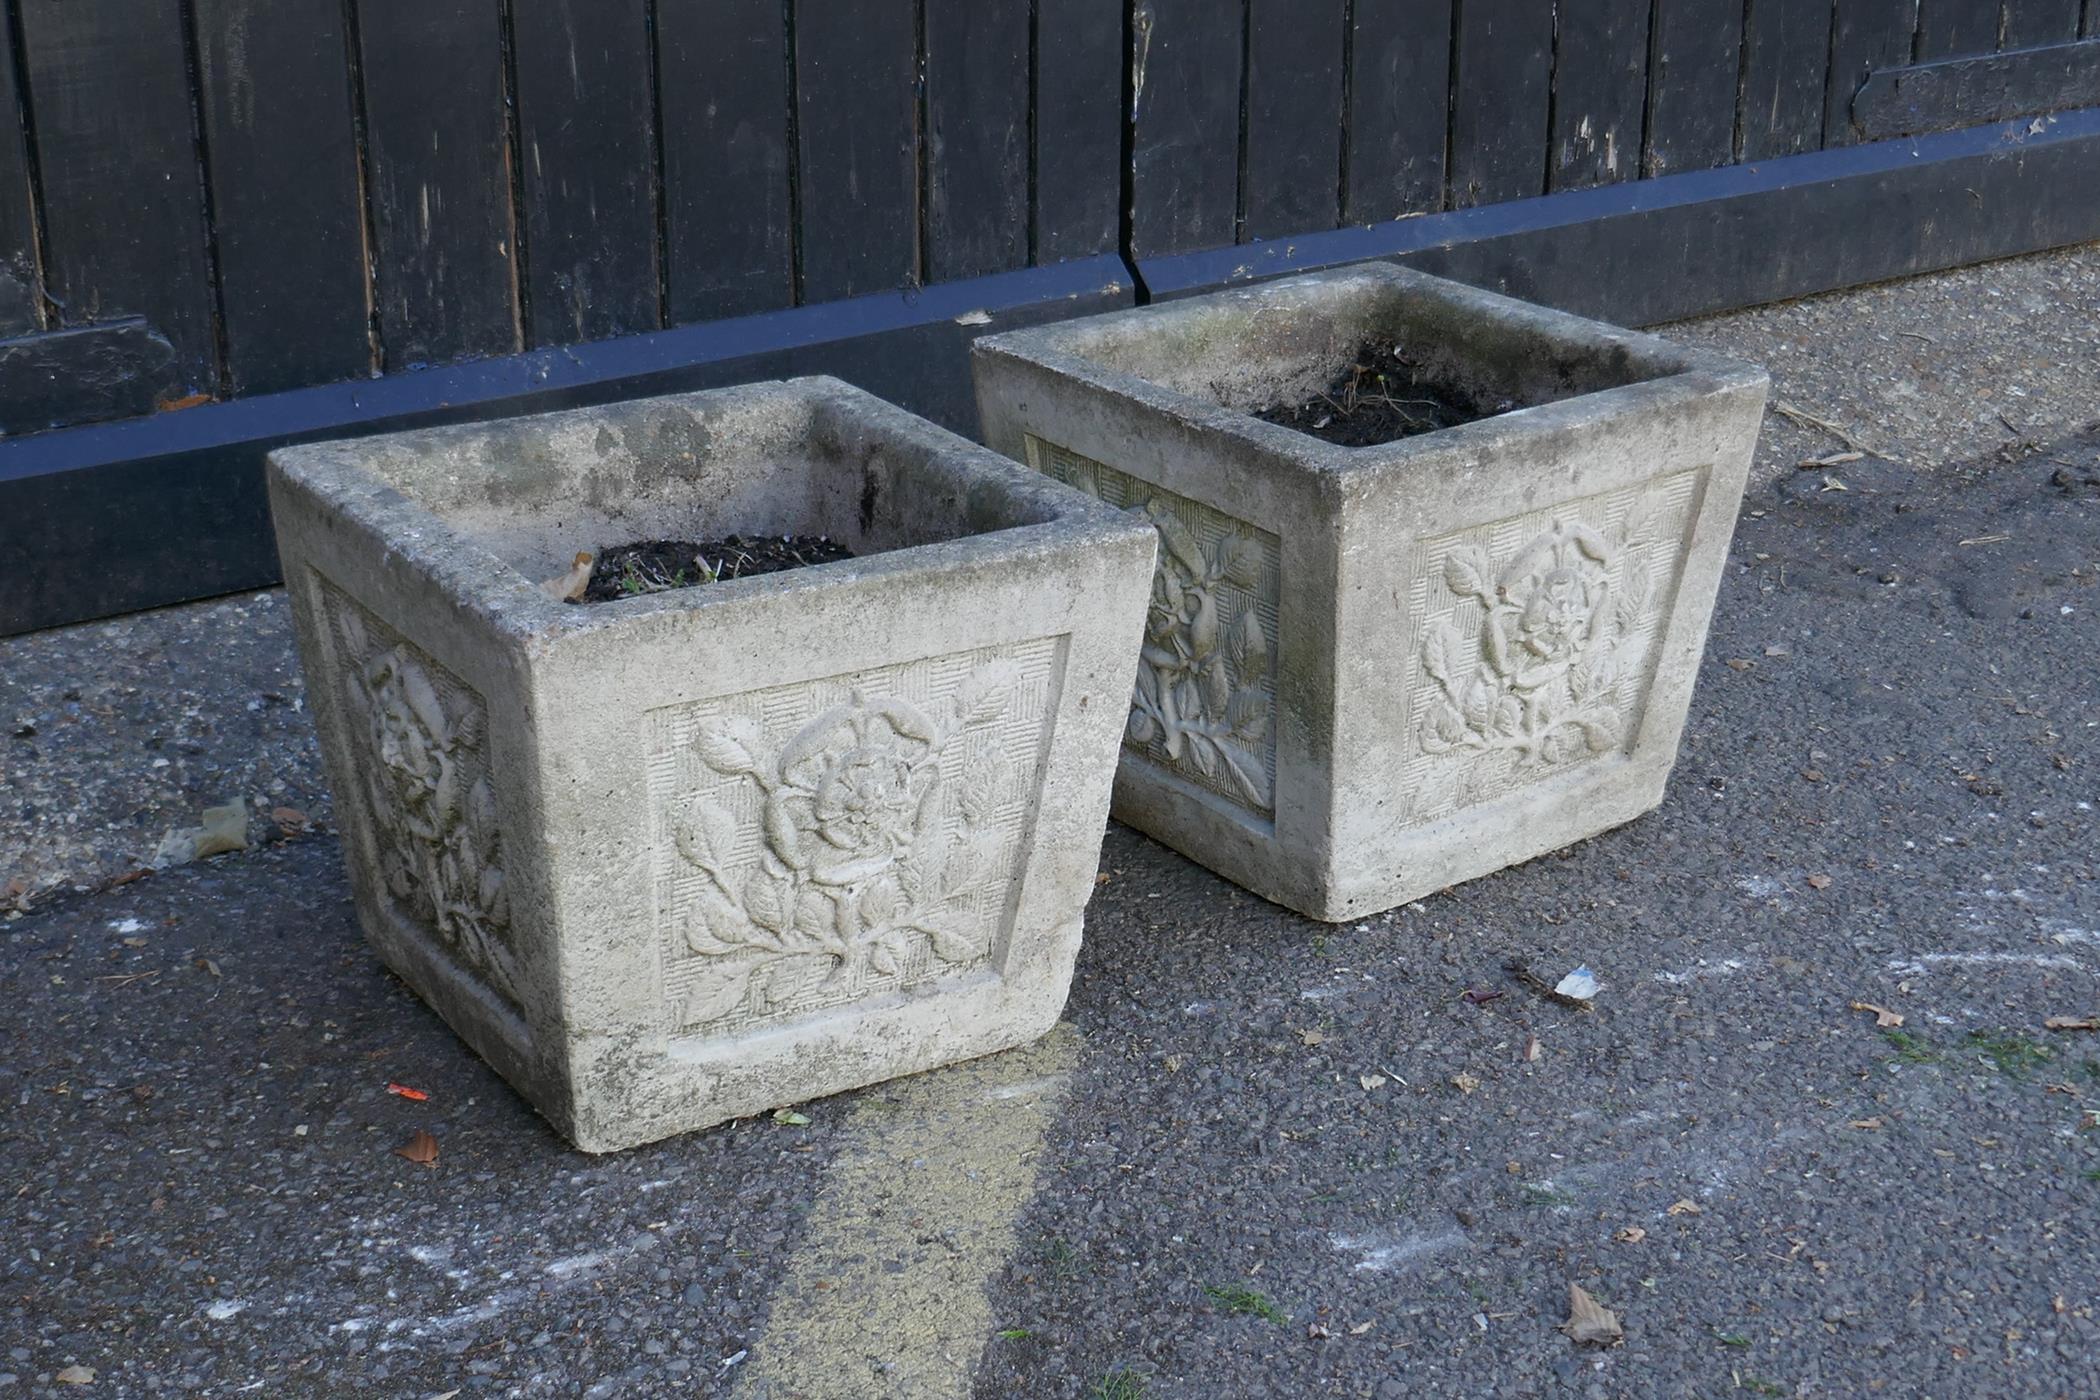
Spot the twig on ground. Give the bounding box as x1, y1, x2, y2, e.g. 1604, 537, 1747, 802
1771, 400, 1881, 457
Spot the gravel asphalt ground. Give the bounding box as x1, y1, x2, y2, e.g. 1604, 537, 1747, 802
3, 250, 2097, 1399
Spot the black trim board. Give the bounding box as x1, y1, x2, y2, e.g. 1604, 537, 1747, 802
1853, 40, 2100, 141
0, 318, 178, 435
1139, 108, 2100, 327
0, 256, 1132, 637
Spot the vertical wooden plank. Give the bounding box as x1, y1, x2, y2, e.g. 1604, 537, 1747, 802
0, 14, 43, 334
794, 0, 918, 300
657, 0, 792, 324
1646, 0, 1745, 174
16, 0, 218, 391
1741, 0, 1832, 157
1448, 0, 1553, 207
1344, 0, 1452, 221
1549, 0, 1649, 190
510, 0, 659, 346
354, 0, 516, 370
1914, 0, 1999, 56
192, 0, 370, 394
925, 0, 1029, 281
1243, 0, 1345, 240
1827, 0, 1920, 146
1128, 0, 1241, 258
2001, 0, 2082, 46
1033, 0, 1120, 262
2086, 0, 2100, 39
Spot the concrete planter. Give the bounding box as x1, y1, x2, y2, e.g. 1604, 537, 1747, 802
972, 265, 1767, 920
267, 377, 1154, 1151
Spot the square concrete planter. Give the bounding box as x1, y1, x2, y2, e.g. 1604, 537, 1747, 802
267, 377, 1154, 1151
972, 264, 1767, 921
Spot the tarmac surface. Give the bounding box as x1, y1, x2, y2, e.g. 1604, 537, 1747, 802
3, 248, 2099, 1398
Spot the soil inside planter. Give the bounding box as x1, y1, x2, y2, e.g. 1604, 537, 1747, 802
1253, 342, 1518, 447
574, 535, 854, 603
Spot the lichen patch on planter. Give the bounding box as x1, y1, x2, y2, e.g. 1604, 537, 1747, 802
649, 637, 1064, 1035
1027, 436, 1278, 820
319, 581, 522, 1011
1399, 469, 1703, 828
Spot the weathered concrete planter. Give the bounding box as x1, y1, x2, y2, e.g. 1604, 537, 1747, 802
267, 377, 1154, 1151
972, 265, 1767, 920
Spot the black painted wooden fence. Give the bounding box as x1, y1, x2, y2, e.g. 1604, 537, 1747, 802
3, 0, 2100, 635
0, 0, 1120, 412
1, 0, 2093, 427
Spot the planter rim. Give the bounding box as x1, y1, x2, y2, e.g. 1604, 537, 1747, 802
267, 374, 1151, 642
974, 264, 1769, 479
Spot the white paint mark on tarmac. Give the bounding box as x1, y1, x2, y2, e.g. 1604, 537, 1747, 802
1887, 951, 2086, 975
1653, 958, 1751, 984
735, 1025, 1081, 1400
1330, 1226, 1469, 1273
543, 1250, 610, 1280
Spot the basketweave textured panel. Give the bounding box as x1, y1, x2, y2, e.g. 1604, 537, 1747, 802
649, 638, 1065, 1036
1398, 468, 1705, 828
1026, 436, 1280, 819
316, 579, 523, 1010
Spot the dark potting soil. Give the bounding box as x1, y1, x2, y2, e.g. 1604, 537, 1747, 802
575, 534, 855, 603
1252, 342, 1518, 447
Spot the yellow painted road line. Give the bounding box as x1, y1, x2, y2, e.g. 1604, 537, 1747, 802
735, 1024, 1080, 1400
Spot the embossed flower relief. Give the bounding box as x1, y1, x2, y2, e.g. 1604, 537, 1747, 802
1105, 500, 1269, 809
669, 663, 1024, 1026
337, 606, 516, 998
1417, 502, 1659, 768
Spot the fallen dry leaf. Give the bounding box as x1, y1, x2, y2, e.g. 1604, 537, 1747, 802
2044, 1016, 2098, 1032
1359, 1073, 1387, 1091
1349, 1320, 1374, 1336
157, 391, 213, 413
56, 1364, 96, 1384
1521, 1036, 1542, 1063
1298, 1027, 1326, 1047
1306, 1321, 1333, 1339
1725, 658, 1754, 672
386, 1082, 431, 1101
271, 806, 310, 832
1851, 1000, 1904, 1028
394, 1129, 439, 1166
1849, 1116, 1885, 1131
1802, 768, 1826, 782
1561, 1284, 1623, 1347
1613, 1226, 1646, 1244
1666, 1198, 1703, 1217
538, 551, 595, 603
1451, 1072, 1481, 1095
1806, 874, 1833, 890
